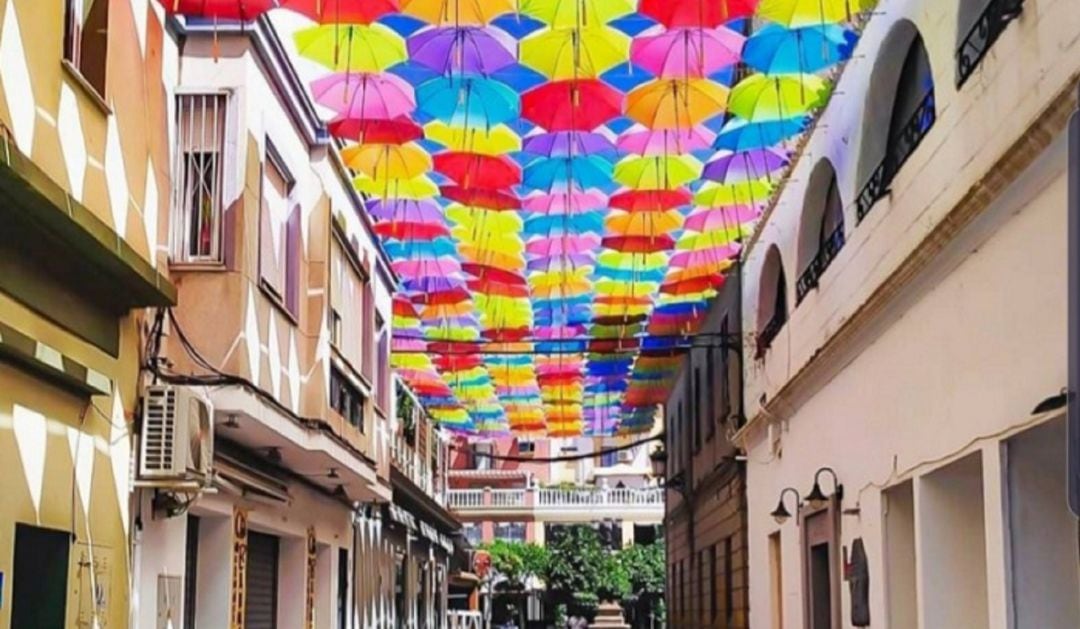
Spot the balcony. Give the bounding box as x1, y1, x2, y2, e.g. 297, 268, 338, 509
956, 0, 1024, 88
390, 431, 445, 506
446, 486, 664, 523
795, 222, 846, 304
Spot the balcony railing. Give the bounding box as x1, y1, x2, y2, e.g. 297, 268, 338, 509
795, 222, 847, 303
448, 611, 483, 629
856, 90, 937, 223
956, 0, 1024, 87
390, 432, 445, 505
756, 310, 787, 359
447, 486, 664, 515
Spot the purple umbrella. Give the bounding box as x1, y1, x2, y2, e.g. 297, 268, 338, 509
365, 199, 443, 222
702, 148, 790, 183
407, 26, 516, 75
522, 131, 617, 157
402, 276, 466, 293
527, 253, 595, 270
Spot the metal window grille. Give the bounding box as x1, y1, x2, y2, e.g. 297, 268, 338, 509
173, 93, 228, 263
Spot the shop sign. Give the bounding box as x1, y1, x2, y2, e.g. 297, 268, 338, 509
230, 507, 249, 629
305, 527, 317, 628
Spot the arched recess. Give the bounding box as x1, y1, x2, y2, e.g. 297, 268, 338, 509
956, 0, 1024, 86
855, 21, 936, 221
755, 245, 788, 358
795, 159, 845, 303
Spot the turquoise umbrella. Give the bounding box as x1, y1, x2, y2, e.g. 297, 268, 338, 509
416, 75, 520, 126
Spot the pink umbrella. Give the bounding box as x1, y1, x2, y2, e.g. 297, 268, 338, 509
526, 234, 602, 256
392, 258, 462, 277
521, 190, 608, 214
683, 205, 761, 231
310, 72, 415, 119
669, 244, 743, 268
536, 325, 588, 340
617, 126, 716, 155
630, 27, 745, 78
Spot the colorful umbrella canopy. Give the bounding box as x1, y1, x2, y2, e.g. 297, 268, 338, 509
160, 0, 276, 19
288, 0, 867, 437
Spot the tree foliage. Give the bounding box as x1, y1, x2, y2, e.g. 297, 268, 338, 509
482, 540, 548, 590
544, 525, 631, 616
619, 541, 666, 598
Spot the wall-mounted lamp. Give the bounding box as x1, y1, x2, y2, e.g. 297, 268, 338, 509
649, 445, 687, 495
770, 487, 802, 525
805, 467, 843, 511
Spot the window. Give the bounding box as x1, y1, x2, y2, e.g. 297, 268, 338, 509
709, 545, 718, 621
375, 316, 390, 413
259, 145, 300, 316
63, 0, 108, 97
184, 516, 200, 629
517, 439, 536, 455
769, 532, 783, 628
472, 442, 492, 470
956, 0, 1023, 87
600, 448, 618, 467
692, 365, 703, 453
856, 28, 936, 221
463, 523, 482, 546
172, 92, 229, 264
337, 548, 350, 629
705, 346, 716, 441
494, 522, 526, 543
361, 280, 375, 381
796, 161, 845, 303
724, 536, 735, 624
676, 401, 685, 473
330, 365, 365, 431
756, 245, 788, 358
697, 551, 705, 622
719, 316, 732, 423
330, 236, 372, 375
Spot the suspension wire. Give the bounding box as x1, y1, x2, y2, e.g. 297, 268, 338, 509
450, 432, 664, 462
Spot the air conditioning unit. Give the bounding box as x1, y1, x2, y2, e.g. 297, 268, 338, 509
139, 385, 214, 484
617, 449, 634, 464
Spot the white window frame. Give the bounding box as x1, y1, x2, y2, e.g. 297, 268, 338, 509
171, 89, 232, 265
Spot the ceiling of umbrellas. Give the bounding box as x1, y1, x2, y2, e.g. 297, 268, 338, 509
163, 0, 872, 439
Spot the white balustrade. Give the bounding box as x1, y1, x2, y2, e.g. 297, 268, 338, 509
448, 610, 483, 629
447, 486, 663, 512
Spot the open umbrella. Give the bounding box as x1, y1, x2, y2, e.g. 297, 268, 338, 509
441, 186, 520, 209
294, 23, 407, 72
669, 244, 742, 267
425, 122, 520, 155
434, 152, 521, 188
341, 143, 432, 179
367, 198, 443, 222
522, 79, 622, 131
630, 26, 745, 78
522, 190, 608, 213
328, 117, 423, 143
693, 179, 774, 206
281, 0, 398, 23
713, 116, 808, 151
728, 73, 830, 121
757, 0, 875, 27
160, 0, 277, 19
375, 221, 451, 240
638, 0, 758, 27
355, 174, 440, 199
311, 72, 415, 119
408, 25, 517, 74
416, 76, 519, 126
605, 210, 684, 236
602, 235, 676, 253
613, 155, 702, 190
609, 189, 691, 212
617, 126, 715, 155
625, 79, 729, 130
522, 155, 613, 190
519, 0, 635, 27
401, 0, 516, 25
683, 205, 761, 230
520, 25, 630, 79
522, 131, 616, 157
744, 23, 857, 74
702, 148, 789, 182
526, 234, 602, 256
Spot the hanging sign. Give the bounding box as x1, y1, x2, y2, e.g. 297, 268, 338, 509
306, 527, 318, 628
230, 507, 249, 629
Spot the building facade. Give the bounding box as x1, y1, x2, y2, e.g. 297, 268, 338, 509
447, 434, 664, 549
0, 1, 177, 627
132, 13, 400, 629
736, 1, 1080, 628
663, 272, 749, 628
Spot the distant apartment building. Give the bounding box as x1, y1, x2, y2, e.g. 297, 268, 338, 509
0, 1, 177, 627
735, 2, 1080, 628
447, 434, 664, 550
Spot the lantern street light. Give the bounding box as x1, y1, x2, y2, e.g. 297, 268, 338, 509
770, 487, 802, 525
805, 467, 843, 511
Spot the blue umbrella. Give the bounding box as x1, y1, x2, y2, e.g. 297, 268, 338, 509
744, 23, 857, 74
524, 212, 605, 235
714, 116, 808, 152
384, 239, 458, 259
522, 155, 613, 190
416, 75, 519, 126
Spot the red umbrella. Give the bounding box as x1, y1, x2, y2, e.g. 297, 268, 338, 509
593, 314, 649, 325
281, 0, 399, 23
469, 279, 530, 297
602, 235, 677, 253
660, 276, 725, 295
440, 186, 520, 210
639, 0, 758, 28
327, 117, 423, 144
410, 287, 471, 305
393, 299, 419, 316
434, 152, 521, 189
435, 354, 485, 370
373, 221, 450, 240
159, 0, 277, 19
610, 189, 692, 212
462, 264, 527, 285
483, 328, 532, 342
589, 338, 640, 352
522, 79, 622, 131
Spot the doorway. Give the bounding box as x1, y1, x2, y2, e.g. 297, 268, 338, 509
11, 523, 71, 628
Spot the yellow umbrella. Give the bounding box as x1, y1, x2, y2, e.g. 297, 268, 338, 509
530, 267, 592, 288
425, 121, 521, 155
294, 23, 406, 72
401, 0, 516, 25
757, 0, 876, 26
693, 179, 774, 206
613, 155, 702, 190
605, 210, 684, 236
458, 246, 524, 271
520, 25, 630, 79
354, 174, 439, 199
341, 143, 431, 179
520, 0, 635, 27
625, 79, 728, 130
675, 228, 746, 250
454, 229, 525, 255
446, 205, 524, 230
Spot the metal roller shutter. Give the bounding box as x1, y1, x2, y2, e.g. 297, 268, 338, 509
245, 531, 280, 629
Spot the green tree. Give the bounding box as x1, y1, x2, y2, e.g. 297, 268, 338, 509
544, 525, 630, 619
619, 542, 667, 626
